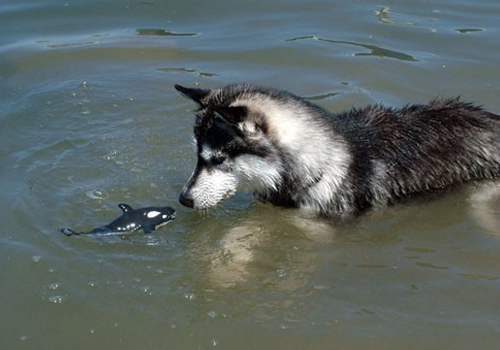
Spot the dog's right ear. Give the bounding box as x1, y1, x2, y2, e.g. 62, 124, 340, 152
175, 84, 210, 106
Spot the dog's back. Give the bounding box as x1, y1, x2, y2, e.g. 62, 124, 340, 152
332, 99, 500, 213
176, 84, 500, 216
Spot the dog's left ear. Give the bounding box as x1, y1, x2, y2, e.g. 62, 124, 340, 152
215, 105, 267, 136
175, 84, 210, 106
214, 106, 248, 125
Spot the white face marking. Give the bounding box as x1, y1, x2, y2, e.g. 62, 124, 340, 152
162, 214, 167, 219
147, 211, 161, 218
233, 155, 281, 194
183, 167, 238, 209
200, 143, 214, 162
182, 152, 282, 209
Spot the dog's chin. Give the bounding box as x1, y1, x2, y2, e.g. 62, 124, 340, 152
192, 189, 237, 211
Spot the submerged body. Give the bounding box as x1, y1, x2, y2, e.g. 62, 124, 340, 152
61, 203, 176, 236
176, 83, 500, 217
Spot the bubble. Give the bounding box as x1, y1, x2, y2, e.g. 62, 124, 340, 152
48, 295, 65, 304
277, 269, 287, 278
184, 292, 196, 301
103, 150, 118, 161
141, 286, 152, 295
48, 282, 61, 290
86, 189, 107, 200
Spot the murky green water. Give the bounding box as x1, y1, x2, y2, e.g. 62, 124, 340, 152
2, 0, 500, 349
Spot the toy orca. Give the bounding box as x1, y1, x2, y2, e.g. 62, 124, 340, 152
61, 203, 176, 236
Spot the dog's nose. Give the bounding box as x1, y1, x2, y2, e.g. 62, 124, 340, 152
179, 193, 194, 208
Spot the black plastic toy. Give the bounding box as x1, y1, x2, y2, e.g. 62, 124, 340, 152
61, 203, 175, 236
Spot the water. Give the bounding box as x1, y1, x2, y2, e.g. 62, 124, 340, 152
2, 0, 500, 349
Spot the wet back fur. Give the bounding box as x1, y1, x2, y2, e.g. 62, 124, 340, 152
176, 84, 500, 216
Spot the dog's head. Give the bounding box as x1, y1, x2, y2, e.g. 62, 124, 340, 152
175, 84, 286, 210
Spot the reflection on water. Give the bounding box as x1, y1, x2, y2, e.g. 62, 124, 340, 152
198, 208, 329, 290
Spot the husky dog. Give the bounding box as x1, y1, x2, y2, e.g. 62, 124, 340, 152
175, 83, 500, 217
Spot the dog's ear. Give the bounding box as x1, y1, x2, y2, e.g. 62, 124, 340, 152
175, 84, 210, 105
215, 105, 267, 136
214, 106, 248, 124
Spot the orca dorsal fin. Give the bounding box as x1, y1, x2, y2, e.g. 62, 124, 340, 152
118, 203, 133, 213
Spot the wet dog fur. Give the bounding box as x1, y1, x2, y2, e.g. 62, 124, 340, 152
176, 83, 500, 217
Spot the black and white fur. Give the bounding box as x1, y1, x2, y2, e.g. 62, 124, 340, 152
176, 83, 500, 217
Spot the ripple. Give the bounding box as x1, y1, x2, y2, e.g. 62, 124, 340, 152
47, 41, 100, 49
459, 273, 499, 281
405, 247, 435, 253
415, 261, 448, 270
454, 28, 484, 34
286, 36, 418, 62
136, 28, 198, 37
355, 264, 389, 269
157, 67, 218, 78
304, 92, 340, 101
375, 6, 417, 26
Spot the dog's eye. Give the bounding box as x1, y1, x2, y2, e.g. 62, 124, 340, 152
211, 156, 226, 166
211, 155, 233, 171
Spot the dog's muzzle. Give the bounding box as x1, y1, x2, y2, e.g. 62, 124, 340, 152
179, 192, 194, 208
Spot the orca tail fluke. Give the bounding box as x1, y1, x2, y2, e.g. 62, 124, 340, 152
60, 227, 80, 236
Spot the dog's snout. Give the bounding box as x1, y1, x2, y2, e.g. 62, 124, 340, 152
179, 192, 194, 208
